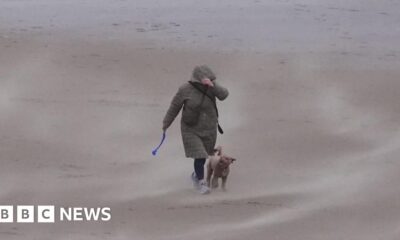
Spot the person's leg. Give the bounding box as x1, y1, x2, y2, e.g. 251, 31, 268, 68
194, 158, 206, 180
193, 158, 210, 194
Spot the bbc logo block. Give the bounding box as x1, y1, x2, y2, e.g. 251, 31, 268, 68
0, 206, 13, 223
0, 205, 55, 223
37, 206, 55, 222
17, 206, 34, 223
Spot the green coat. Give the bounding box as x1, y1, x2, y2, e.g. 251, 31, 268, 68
163, 66, 229, 159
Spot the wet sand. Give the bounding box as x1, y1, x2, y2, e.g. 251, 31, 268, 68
1, 0, 400, 239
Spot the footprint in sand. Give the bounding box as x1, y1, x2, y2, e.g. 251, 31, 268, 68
169, 22, 181, 27
0, 231, 18, 236
58, 174, 92, 179
136, 28, 147, 33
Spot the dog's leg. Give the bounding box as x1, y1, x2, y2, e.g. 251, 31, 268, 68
211, 176, 219, 189
221, 176, 227, 191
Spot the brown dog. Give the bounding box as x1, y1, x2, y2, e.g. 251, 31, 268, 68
206, 146, 236, 191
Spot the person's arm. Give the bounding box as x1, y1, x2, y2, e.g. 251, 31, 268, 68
201, 78, 229, 101
162, 87, 185, 131
210, 81, 229, 100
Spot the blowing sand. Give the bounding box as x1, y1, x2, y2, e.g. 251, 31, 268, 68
1, 0, 400, 239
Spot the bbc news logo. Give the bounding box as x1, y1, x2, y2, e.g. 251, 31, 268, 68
0, 206, 111, 223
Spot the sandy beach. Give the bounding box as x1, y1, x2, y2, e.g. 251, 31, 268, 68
1, 0, 400, 239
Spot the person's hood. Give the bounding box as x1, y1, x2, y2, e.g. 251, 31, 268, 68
189, 65, 216, 83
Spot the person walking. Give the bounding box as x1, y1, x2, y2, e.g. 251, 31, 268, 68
162, 65, 229, 194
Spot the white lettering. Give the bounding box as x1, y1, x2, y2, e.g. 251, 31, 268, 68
60, 207, 72, 221
73, 207, 83, 221
101, 207, 111, 221
84, 208, 101, 221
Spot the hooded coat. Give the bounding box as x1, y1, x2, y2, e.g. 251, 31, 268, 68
163, 65, 229, 159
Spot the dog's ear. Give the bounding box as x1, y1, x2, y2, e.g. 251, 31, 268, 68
215, 146, 222, 156
213, 149, 220, 157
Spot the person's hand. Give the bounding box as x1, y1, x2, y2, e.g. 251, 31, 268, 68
201, 78, 214, 87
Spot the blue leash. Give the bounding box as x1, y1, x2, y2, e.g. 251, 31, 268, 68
152, 132, 166, 156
